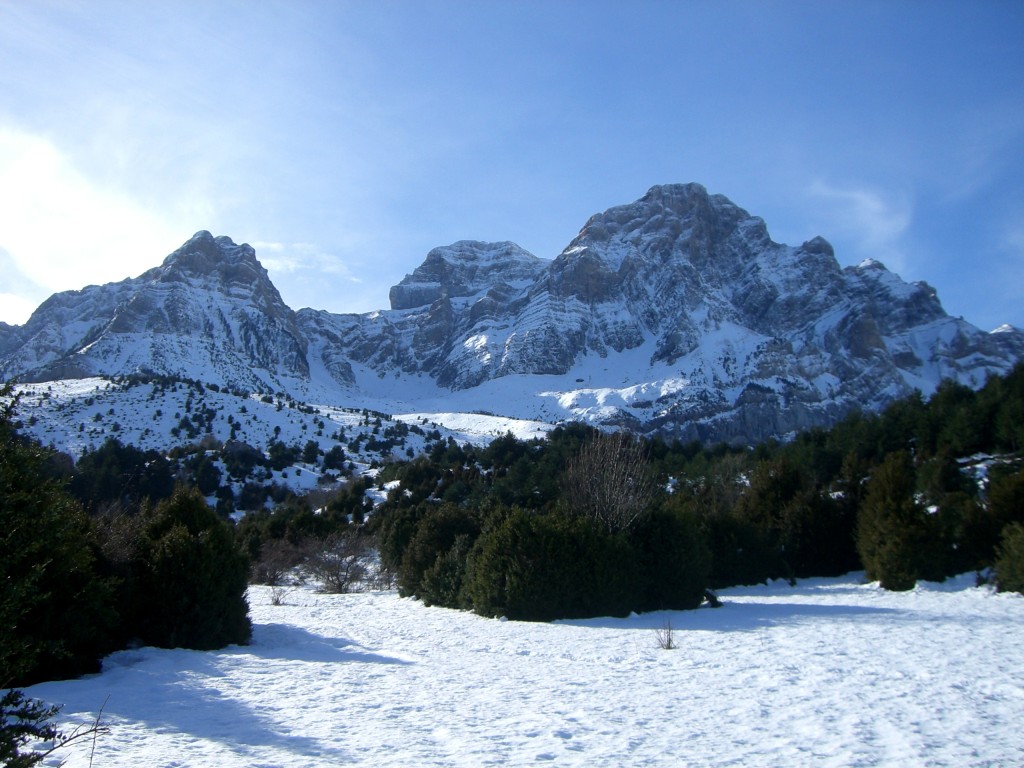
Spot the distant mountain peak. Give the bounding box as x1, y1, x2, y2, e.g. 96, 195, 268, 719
3, 185, 1022, 445
154, 230, 262, 281
0, 230, 309, 389
389, 240, 546, 311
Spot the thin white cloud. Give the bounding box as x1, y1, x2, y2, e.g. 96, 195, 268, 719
995, 225, 1024, 321
0, 127, 185, 311
253, 241, 363, 282
806, 181, 912, 273
251, 241, 287, 253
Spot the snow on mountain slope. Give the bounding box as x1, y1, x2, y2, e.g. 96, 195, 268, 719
2, 232, 324, 393
11, 375, 550, 497
3, 184, 1022, 450
303, 183, 1022, 443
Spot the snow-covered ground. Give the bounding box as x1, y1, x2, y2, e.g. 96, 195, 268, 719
27, 573, 1024, 767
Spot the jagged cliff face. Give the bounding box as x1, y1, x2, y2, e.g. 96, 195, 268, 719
3, 185, 1022, 444
292, 240, 551, 390
298, 183, 1022, 441
0, 232, 313, 392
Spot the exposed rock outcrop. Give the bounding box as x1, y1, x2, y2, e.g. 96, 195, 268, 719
4, 187, 1022, 444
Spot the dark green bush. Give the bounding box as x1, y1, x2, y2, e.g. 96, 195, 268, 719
1, 398, 116, 686
632, 502, 711, 611
397, 504, 479, 599
988, 465, 1024, 531
994, 523, 1024, 594
702, 509, 778, 589
463, 509, 640, 621
419, 534, 475, 608
69, 438, 174, 512
778, 490, 859, 579
857, 451, 943, 590
111, 487, 251, 650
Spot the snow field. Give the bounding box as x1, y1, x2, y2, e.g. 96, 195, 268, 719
28, 574, 1024, 767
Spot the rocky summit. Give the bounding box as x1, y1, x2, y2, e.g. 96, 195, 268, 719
1, 231, 310, 392
3, 184, 1022, 444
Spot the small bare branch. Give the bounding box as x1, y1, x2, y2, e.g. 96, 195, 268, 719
654, 620, 677, 650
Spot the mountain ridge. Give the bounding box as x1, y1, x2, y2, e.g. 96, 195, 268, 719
3, 183, 1022, 445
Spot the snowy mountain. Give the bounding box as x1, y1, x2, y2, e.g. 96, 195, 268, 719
3, 184, 1022, 446
1, 231, 315, 393
297, 183, 1024, 442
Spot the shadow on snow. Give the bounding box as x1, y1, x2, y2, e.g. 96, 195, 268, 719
557, 600, 903, 632
248, 622, 414, 665
28, 622, 412, 764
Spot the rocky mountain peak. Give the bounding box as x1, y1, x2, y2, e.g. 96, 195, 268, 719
558, 182, 773, 277
798, 235, 835, 258
0, 232, 309, 389
146, 230, 280, 304
4, 184, 1023, 446
389, 240, 546, 311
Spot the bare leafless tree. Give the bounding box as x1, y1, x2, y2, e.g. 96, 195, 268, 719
560, 430, 655, 533
302, 533, 375, 594
251, 538, 306, 586
654, 619, 677, 650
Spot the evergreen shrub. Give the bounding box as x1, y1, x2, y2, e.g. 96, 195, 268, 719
1, 396, 116, 686
856, 451, 944, 590
632, 502, 711, 611
396, 504, 479, 599
118, 487, 252, 649
463, 509, 640, 621
995, 523, 1024, 595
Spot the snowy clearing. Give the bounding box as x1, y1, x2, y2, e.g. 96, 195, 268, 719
28, 574, 1024, 767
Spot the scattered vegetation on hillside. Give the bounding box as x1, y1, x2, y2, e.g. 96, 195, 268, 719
2, 363, 1023, 714
361, 363, 1024, 617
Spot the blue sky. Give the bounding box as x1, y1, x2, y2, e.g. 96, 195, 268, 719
1, 1, 1022, 332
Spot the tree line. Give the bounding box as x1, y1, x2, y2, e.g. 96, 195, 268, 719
240, 364, 1024, 619
359, 363, 1024, 617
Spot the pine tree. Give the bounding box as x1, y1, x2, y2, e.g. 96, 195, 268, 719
1, 388, 115, 686
856, 451, 942, 590
128, 487, 252, 649
0, 690, 60, 768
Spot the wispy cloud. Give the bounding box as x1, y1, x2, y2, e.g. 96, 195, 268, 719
0, 127, 186, 318
252, 241, 363, 283
806, 181, 912, 273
